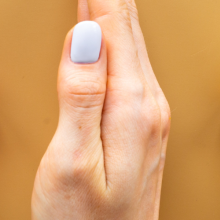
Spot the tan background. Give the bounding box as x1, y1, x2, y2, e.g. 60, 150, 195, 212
0, 0, 220, 219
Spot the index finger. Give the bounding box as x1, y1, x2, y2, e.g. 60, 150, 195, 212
78, 0, 90, 22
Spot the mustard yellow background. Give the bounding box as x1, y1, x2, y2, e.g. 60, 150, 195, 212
0, 0, 220, 219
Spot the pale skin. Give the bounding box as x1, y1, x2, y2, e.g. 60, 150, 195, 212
31, 0, 171, 219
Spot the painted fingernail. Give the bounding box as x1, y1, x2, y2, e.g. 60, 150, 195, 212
70, 21, 102, 63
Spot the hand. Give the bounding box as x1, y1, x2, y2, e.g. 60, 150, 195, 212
31, 0, 171, 219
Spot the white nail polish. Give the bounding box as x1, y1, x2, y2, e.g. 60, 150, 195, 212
71, 21, 102, 63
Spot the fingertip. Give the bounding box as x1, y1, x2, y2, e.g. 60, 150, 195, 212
59, 22, 107, 73
78, 0, 90, 22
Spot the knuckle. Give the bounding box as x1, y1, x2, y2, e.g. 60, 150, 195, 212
55, 155, 92, 184
115, 0, 131, 20
38, 151, 95, 189
126, 0, 139, 21
93, 1, 131, 24
115, 9, 132, 30
127, 79, 145, 99
59, 75, 105, 95
114, 79, 145, 104
160, 101, 171, 139
70, 162, 90, 182
159, 152, 167, 172
58, 74, 106, 108
145, 99, 161, 136
103, 1, 132, 30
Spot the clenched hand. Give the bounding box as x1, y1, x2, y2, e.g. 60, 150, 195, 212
31, 0, 171, 219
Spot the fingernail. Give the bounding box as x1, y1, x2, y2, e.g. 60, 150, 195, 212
70, 21, 102, 63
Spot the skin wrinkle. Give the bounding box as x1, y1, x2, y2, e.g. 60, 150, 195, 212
31, 0, 171, 219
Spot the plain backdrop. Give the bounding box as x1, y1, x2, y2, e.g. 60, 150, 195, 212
0, 0, 220, 219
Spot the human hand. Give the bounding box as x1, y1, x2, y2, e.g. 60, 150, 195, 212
31, 0, 171, 219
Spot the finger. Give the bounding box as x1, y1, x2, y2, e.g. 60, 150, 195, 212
58, 21, 106, 144
85, 0, 161, 190
124, 0, 171, 124
124, 0, 162, 97
53, 22, 107, 185
78, 0, 90, 22
124, 1, 171, 216
87, 0, 145, 83
124, 0, 171, 159
124, 1, 171, 151
78, 0, 158, 96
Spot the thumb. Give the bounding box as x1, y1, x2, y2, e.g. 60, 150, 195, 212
56, 21, 107, 148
